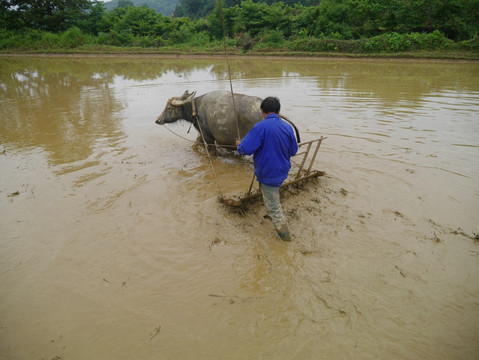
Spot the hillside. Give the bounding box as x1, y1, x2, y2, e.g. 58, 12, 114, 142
103, 0, 178, 16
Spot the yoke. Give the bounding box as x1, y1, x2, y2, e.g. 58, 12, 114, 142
218, 137, 326, 207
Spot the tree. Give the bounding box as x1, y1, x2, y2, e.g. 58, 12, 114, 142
206, 1, 239, 39
114, 5, 159, 36
1, 0, 98, 32
430, 0, 478, 40
77, 1, 106, 35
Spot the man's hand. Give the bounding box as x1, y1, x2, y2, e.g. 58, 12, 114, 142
235, 139, 241, 147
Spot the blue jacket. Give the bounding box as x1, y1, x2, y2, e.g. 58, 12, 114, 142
238, 113, 298, 187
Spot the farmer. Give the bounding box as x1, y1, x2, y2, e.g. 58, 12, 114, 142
236, 96, 298, 241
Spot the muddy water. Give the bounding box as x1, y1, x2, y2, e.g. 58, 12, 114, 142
0, 55, 478, 359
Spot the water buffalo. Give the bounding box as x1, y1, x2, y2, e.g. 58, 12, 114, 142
156, 90, 300, 154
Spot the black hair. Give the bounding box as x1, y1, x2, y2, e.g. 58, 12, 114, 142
260, 97, 281, 114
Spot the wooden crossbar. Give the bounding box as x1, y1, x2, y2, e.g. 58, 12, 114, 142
293, 137, 325, 179
218, 136, 326, 207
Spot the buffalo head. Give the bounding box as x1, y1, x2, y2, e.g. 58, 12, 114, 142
156, 90, 197, 125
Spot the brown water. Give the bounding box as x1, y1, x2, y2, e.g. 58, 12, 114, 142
0, 55, 478, 359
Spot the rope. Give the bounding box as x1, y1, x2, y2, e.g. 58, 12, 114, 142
163, 124, 196, 143
219, 0, 241, 141
195, 115, 223, 195
162, 1, 247, 199
163, 124, 237, 149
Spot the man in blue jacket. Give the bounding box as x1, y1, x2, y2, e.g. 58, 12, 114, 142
236, 97, 298, 241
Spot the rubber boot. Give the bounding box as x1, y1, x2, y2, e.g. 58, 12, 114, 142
276, 224, 292, 242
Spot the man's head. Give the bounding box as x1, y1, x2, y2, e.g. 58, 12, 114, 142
260, 97, 281, 115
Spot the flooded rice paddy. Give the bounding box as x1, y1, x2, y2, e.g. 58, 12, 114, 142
0, 55, 478, 359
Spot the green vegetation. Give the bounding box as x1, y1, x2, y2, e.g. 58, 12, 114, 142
1, 0, 478, 59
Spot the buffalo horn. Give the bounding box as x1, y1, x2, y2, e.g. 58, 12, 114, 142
171, 91, 197, 106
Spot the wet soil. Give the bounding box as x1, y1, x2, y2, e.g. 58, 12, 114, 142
0, 56, 478, 359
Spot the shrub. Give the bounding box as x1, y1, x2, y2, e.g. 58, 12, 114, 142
165, 29, 189, 45
385, 32, 411, 52
362, 36, 385, 52
423, 30, 453, 49
455, 36, 479, 51
185, 31, 211, 47
0, 29, 19, 49
288, 37, 367, 53
235, 33, 255, 52
96, 30, 133, 46
362, 31, 454, 52
39, 32, 61, 49
130, 35, 163, 48
60, 27, 89, 48
255, 29, 285, 49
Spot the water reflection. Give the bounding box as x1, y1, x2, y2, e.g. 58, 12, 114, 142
213, 59, 479, 105
0, 58, 123, 166
1, 56, 477, 178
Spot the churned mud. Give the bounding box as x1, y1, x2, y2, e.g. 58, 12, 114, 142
1, 55, 478, 359
1, 132, 478, 360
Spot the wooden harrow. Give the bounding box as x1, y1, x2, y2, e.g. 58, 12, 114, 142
218, 136, 326, 207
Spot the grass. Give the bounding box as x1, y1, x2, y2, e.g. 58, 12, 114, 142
2, 45, 478, 60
